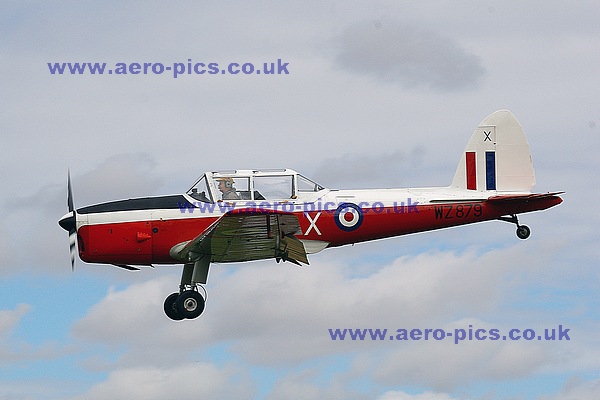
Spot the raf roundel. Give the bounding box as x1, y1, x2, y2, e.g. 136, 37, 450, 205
334, 203, 364, 232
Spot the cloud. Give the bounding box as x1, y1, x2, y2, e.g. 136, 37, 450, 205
264, 368, 364, 400
310, 146, 427, 189
66, 362, 254, 400
73, 153, 165, 204
0, 152, 165, 277
370, 318, 553, 391
70, 243, 573, 388
377, 390, 458, 400
73, 248, 509, 364
332, 20, 485, 91
540, 376, 600, 400
65, 232, 598, 398
0, 304, 64, 366
70, 274, 202, 368
0, 303, 30, 338
210, 246, 544, 365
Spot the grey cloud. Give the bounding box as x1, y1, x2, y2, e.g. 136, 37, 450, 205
68, 243, 582, 395
66, 363, 255, 400
332, 20, 485, 91
377, 391, 458, 400
0, 304, 65, 366
0, 153, 164, 276
0, 303, 30, 338
264, 370, 363, 400
310, 147, 427, 189
72, 246, 539, 367
4, 153, 162, 214
372, 324, 551, 391
540, 377, 600, 400
75, 153, 165, 205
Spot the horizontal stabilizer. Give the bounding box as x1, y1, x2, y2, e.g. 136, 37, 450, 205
487, 192, 564, 203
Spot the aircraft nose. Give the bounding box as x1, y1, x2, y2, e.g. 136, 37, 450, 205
58, 212, 76, 232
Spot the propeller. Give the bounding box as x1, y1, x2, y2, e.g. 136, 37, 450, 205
58, 170, 77, 270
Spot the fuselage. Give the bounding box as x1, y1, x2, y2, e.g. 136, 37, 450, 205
71, 180, 562, 266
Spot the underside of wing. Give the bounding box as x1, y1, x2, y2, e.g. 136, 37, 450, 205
171, 210, 309, 265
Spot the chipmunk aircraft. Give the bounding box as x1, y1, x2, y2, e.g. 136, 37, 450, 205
59, 110, 562, 320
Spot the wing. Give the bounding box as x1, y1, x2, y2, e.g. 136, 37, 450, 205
170, 209, 309, 265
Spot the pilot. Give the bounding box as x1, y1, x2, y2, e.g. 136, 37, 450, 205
216, 177, 240, 200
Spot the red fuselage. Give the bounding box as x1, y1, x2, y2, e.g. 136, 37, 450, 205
75, 194, 562, 266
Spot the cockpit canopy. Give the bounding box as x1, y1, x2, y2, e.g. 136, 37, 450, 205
186, 169, 326, 203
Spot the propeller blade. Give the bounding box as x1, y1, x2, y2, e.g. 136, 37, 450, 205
69, 230, 76, 271
60, 170, 77, 270
67, 169, 74, 212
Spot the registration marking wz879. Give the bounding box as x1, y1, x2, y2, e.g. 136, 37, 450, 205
434, 203, 483, 219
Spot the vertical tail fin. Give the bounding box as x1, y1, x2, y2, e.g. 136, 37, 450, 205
451, 110, 536, 193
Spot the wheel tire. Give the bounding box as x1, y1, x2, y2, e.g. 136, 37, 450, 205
175, 290, 205, 319
164, 292, 185, 321
516, 225, 531, 240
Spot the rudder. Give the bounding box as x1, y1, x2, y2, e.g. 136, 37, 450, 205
450, 110, 536, 193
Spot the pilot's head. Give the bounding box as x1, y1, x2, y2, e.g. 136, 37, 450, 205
216, 177, 235, 192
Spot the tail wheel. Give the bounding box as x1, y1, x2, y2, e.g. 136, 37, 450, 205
176, 290, 205, 319
516, 225, 531, 240
164, 292, 185, 321
498, 215, 532, 240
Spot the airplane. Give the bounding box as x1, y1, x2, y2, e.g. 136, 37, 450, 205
59, 110, 563, 321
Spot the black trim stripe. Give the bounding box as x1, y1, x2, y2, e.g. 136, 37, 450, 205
77, 195, 195, 214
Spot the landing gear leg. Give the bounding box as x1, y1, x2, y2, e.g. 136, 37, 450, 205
164, 256, 211, 321
498, 214, 531, 240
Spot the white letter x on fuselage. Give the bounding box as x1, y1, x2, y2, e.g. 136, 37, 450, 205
304, 212, 322, 235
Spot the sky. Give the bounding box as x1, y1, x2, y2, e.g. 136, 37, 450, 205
1, 1, 599, 399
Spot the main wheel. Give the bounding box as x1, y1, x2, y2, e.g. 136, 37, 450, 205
516, 225, 531, 240
164, 292, 185, 321
175, 290, 205, 319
